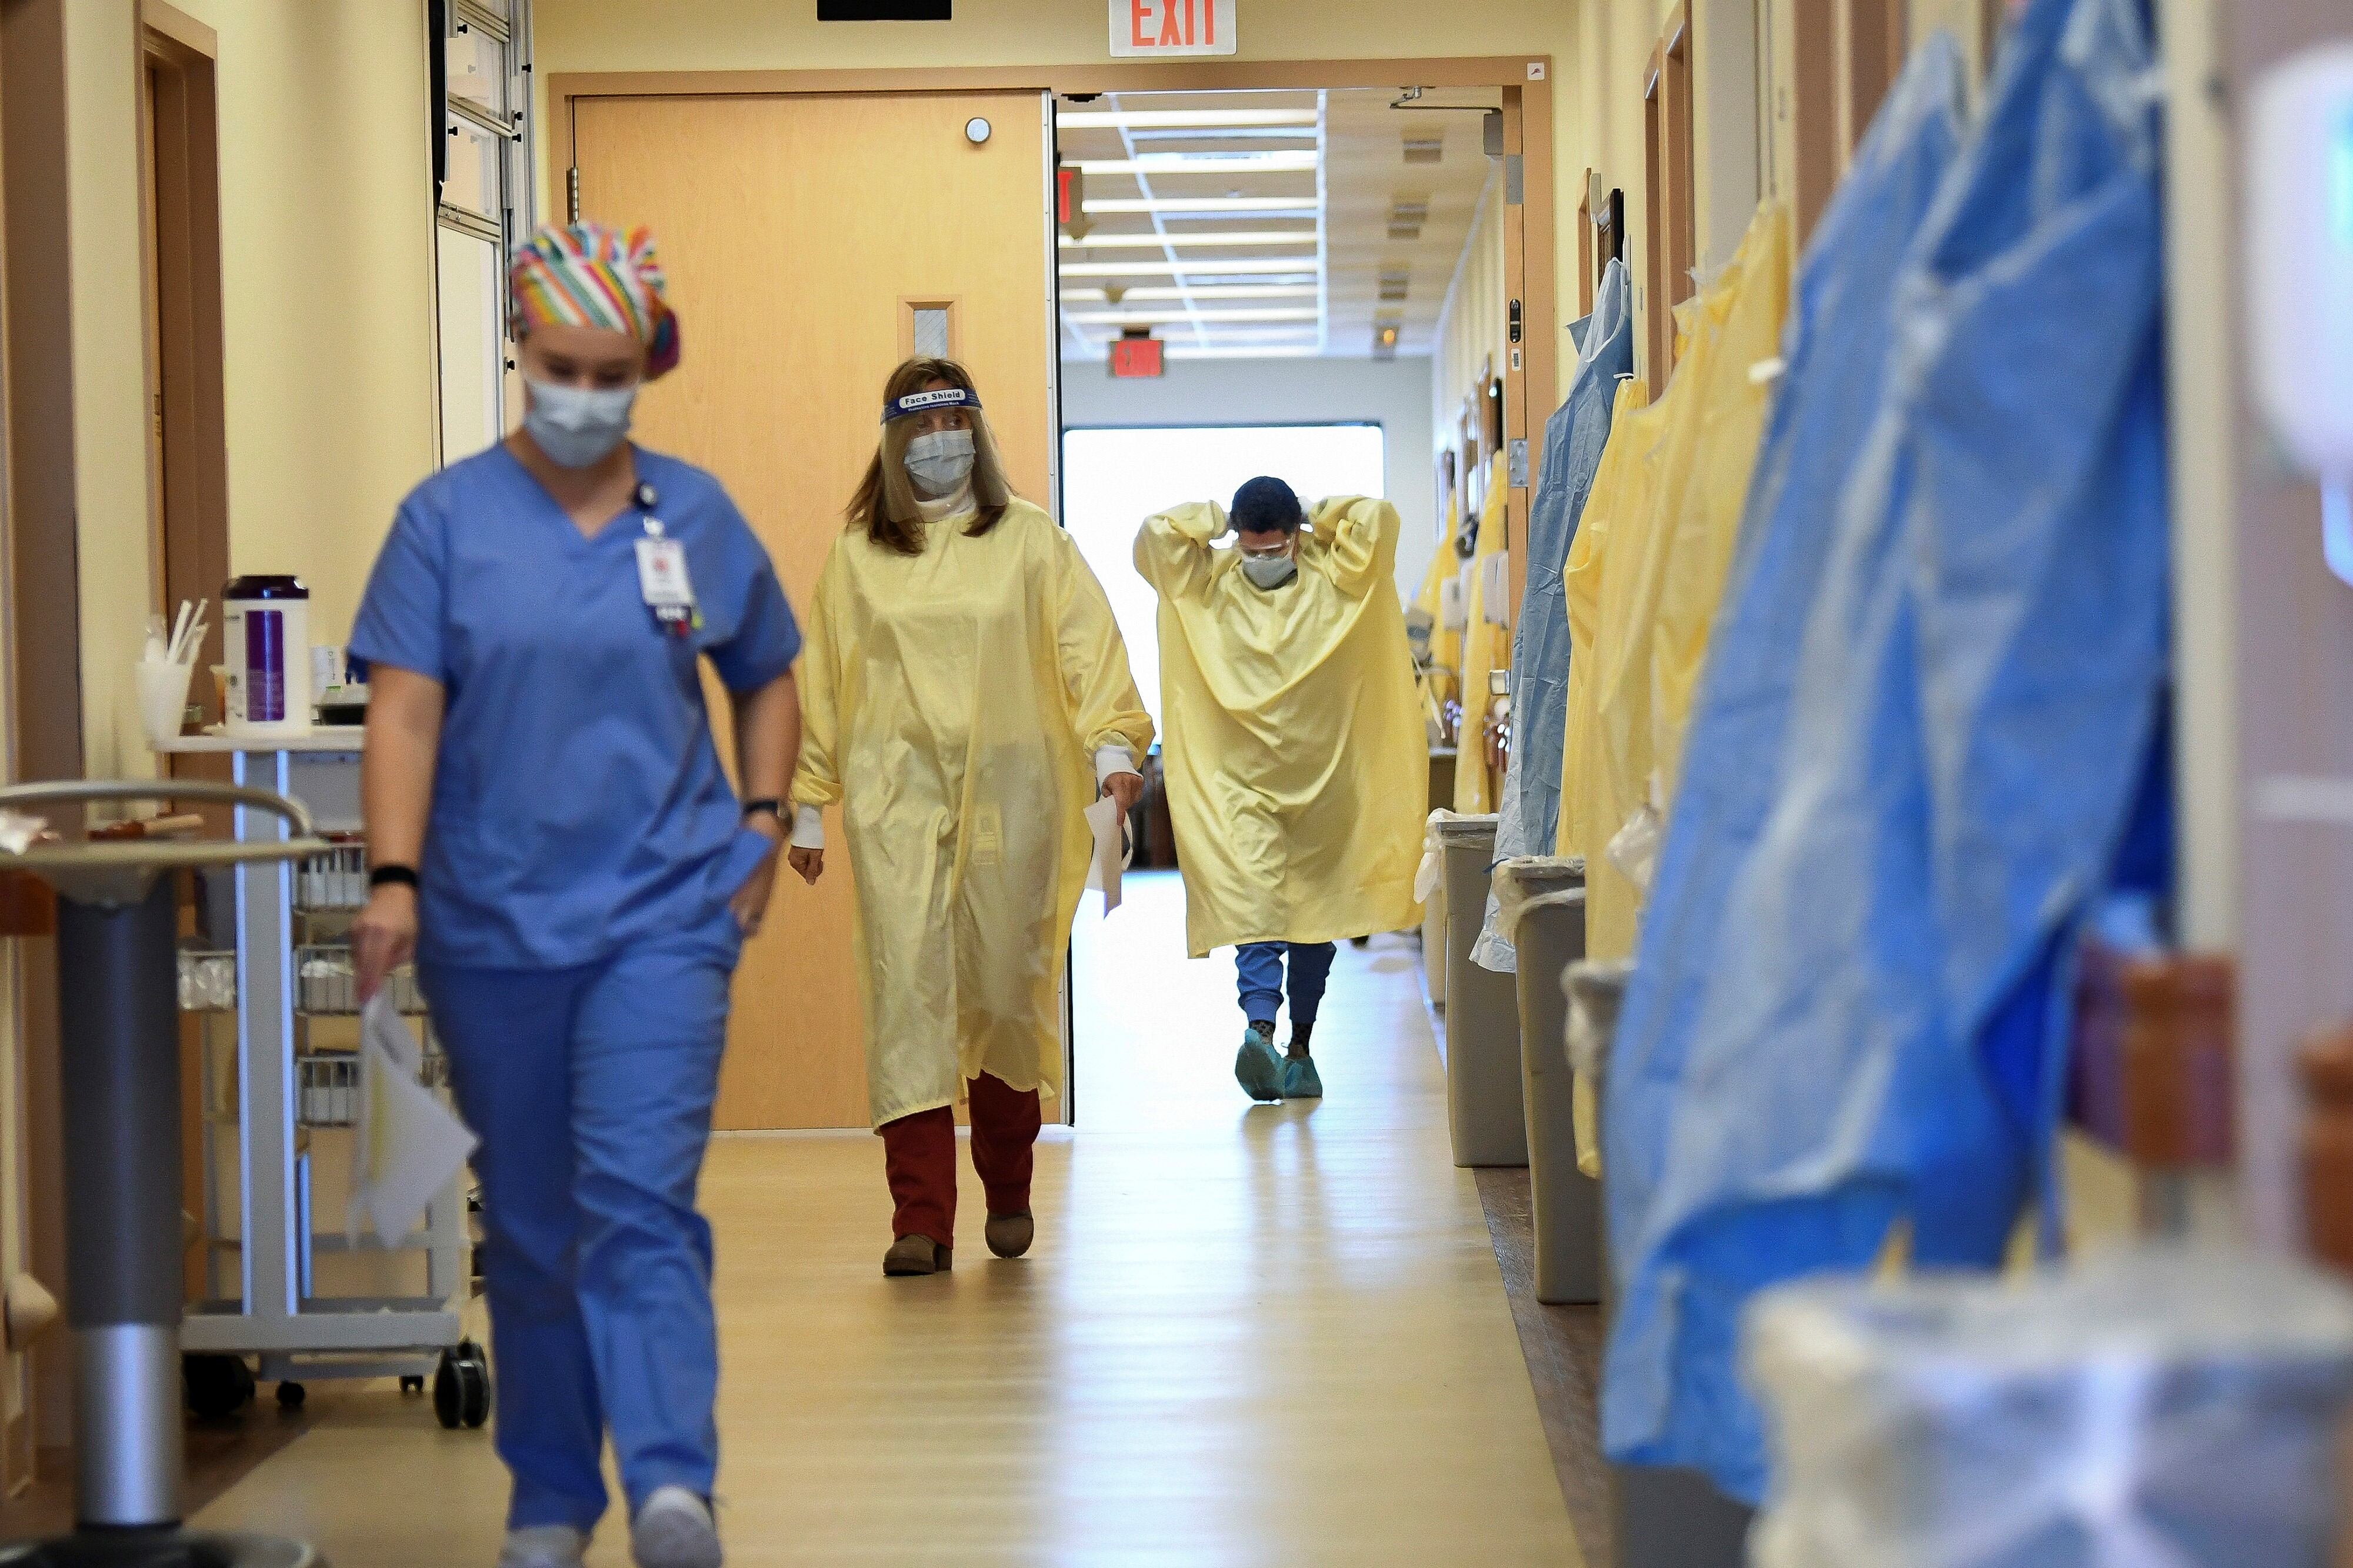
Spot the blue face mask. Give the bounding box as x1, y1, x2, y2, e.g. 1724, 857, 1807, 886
524, 378, 637, 468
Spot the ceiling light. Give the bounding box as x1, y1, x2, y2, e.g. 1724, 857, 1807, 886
1064, 284, 1321, 301
1403, 136, 1444, 164
1060, 258, 1318, 278
1057, 109, 1319, 129
1066, 308, 1322, 324
1378, 269, 1412, 301
1083, 197, 1317, 214
1075, 152, 1321, 175
1390, 199, 1431, 222
1059, 229, 1318, 249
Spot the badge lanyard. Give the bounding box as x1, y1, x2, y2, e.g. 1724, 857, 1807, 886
631, 481, 699, 639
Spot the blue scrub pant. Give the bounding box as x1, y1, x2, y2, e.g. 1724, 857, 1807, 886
421, 916, 739, 1533
1235, 941, 1336, 1033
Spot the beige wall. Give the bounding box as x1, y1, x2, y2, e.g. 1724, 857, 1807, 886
59, 0, 438, 776
171, 0, 439, 647
1433, 167, 1508, 497
534, 0, 1588, 399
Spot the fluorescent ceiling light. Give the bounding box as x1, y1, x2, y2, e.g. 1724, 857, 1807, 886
1075, 153, 1320, 175
1058, 257, 1319, 276
1061, 230, 1317, 249
1062, 284, 1321, 301
1082, 197, 1316, 214
1066, 308, 1321, 325
1166, 345, 1324, 359
1058, 109, 1319, 129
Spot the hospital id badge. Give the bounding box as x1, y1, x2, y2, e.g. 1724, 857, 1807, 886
636, 538, 696, 610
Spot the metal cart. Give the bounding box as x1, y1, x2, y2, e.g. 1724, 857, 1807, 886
163, 732, 489, 1428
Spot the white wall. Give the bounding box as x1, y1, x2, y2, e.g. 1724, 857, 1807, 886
1060, 353, 1439, 599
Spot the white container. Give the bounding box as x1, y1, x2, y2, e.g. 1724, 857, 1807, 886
222, 575, 312, 738
135, 659, 195, 749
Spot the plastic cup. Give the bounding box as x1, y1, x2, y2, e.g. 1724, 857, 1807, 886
136, 660, 195, 750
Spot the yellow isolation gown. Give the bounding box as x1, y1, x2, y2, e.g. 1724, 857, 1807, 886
1135, 496, 1427, 958
1453, 452, 1513, 813
792, 498, 1154, 1128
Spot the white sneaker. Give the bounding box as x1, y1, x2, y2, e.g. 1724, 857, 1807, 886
498, 1524, 588, 1568
632, 1485, 723, 1568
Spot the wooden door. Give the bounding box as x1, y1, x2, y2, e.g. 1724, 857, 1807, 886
575, 90, 1056, 1130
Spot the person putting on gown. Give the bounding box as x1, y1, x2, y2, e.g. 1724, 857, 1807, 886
1135, 476, 1426, 1102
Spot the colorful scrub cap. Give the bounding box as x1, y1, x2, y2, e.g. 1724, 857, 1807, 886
508, 221, 681, 381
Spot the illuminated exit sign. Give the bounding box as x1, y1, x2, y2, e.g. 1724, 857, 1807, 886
1110, 335, 1165, 378
1111, 0, 1236, 58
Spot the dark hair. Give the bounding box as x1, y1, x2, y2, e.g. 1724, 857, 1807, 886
1231, 476, 1304, 536
847, 357, 1011, 556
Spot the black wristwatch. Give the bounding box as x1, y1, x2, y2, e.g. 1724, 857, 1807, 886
369, 863, 419, 890
742, 798, 784, 822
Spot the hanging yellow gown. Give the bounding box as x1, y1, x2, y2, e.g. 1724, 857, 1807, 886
792, 499, 1154, 1128
1136, 496, 1427, 958
1564, 204, 1791, 966
1453, 452, 1512, 813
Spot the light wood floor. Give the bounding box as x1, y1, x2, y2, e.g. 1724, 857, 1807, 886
191, 873, 1582, 1565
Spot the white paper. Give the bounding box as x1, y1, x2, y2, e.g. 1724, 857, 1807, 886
1084, 794, 1129, 913
349, 995, 476, 1247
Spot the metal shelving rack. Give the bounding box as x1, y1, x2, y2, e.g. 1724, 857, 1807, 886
164, 732, 486, 1423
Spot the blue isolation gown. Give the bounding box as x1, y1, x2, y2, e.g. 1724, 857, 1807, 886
1603, 0, 2171, 1503
1471, 258, 1636, 971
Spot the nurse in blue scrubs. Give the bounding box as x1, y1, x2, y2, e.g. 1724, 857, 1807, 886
349, 222, 797, 1568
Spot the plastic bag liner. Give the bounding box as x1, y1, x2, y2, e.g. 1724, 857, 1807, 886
1494, 855, 1587, 943
1415, 809, 1465, 905
1564, 959, 1632, 1177
1745, 1247, 2353, 1568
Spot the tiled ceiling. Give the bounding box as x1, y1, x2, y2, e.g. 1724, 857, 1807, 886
1056, 86, 1499, 362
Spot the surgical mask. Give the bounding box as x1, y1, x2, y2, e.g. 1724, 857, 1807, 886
905, 429, 976, 496
524, 378, 636, 468
1241, 553, 1298, 590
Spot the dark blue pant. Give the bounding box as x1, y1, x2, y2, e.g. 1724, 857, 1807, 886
1235, 941, 1337, 1032
420, 915, 739, 1533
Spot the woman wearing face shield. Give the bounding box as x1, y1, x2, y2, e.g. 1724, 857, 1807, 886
348, 222, 802, 1568
786, 357, 1153, 1277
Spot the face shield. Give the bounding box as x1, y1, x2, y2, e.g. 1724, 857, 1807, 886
876, 384, 1013, 523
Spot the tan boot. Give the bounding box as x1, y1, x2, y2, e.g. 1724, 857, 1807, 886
883, 1234, 951, 1276
985, 1211, 1035, 1259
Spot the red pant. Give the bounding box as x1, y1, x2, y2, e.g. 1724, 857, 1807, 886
879, 1074, 1041, 1247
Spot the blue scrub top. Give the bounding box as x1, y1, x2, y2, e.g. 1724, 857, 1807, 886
351, 443, 801, 971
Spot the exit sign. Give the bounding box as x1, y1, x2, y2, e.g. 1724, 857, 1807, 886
1110, 336, 1165, 378
1111, 0, 1236, 58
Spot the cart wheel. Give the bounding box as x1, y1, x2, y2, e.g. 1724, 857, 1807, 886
435, 1340, 492, 1430
183, 1353, 255, 1422
400, 1374, 425, 1395
275, 1380, 306, 1410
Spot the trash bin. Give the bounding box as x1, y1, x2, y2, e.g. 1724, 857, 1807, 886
1438, 814, 1525, 1167
1569, 956, 1754, 1568
0, 779, 328, 1567
1496, 856, 1598, 1304
1746, 1247, 2353, 1568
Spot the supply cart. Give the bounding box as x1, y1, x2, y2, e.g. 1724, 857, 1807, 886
162, 732, 488, 1429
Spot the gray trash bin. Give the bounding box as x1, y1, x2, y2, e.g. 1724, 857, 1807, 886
1496, 856, 1598, 1304
1438, 814, 1524, 1167
1568, 958, 1755, 1568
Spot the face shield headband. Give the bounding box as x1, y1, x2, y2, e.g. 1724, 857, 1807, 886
884, 386, 984, 423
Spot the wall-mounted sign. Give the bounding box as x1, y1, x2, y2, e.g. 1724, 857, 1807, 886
1111, 0, 1236, 58
1110, 335, 1165, 378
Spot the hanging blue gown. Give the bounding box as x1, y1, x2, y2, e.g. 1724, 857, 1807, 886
1472, 259, 1635, 972
1603, 0, 2171, 1503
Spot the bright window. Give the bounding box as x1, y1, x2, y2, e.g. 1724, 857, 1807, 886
1060, 422, 1388, 731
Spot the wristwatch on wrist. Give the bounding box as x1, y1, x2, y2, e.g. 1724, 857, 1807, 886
369, 863, 419, 891
742, 798, 784, 822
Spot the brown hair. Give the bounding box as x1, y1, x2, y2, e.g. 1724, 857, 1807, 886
847, 357, 1014, 556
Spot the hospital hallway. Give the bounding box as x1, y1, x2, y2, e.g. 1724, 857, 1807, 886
164, 871, 1588, 1566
